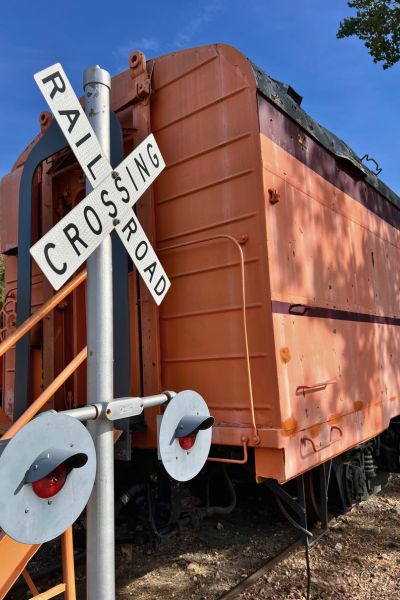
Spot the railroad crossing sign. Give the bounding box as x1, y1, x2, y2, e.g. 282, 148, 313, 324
30, 64, 170, 305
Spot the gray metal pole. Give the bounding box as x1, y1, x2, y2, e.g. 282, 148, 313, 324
62, 404, 100, 421
84, 65, 115, 600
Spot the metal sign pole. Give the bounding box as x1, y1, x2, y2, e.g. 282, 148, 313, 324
84, 65, 115, 600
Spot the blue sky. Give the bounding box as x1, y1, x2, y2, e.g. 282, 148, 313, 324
1, 1, 399, 193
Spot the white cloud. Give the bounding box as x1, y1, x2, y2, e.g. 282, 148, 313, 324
114, 36, 162, 67
114, 0, 224, 67
120, 36, 161, 54
171, 0, 223, 49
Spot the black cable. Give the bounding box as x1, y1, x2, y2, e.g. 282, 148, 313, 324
274, 494, 313, 599
275, 495, 313, 538
206, 466, 237, 516
115, 483, 146, 519
305, 541, 311, 600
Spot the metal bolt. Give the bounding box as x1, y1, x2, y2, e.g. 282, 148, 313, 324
25, 508, 29, 514
33, 464, 38, 470
113, 218, 120, 226
48, 500, 53, 505
111, 171, 119, 179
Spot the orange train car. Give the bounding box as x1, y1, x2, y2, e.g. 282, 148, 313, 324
1, 44, 400, 523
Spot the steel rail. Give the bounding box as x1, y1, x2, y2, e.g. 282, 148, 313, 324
219, 539, 302, 599
219, 527, 328, 599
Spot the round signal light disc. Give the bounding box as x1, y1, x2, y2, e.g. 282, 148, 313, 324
0, 412, 96, 544
159, 390, 213, 482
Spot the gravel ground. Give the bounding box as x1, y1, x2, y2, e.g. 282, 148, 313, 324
240, 476, 400, 600
112, 485, 295, 599
8, 476, 400, 599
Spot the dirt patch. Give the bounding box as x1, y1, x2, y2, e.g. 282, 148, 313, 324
241, 476, 400, 600
113, 487, 295, 600
8, 477, 400, 599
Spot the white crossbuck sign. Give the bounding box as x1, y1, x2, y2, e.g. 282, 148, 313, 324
30, 64, 170, 304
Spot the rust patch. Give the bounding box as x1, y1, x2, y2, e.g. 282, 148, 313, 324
280, 347, 291, 363
389, 396, 397, 402
354, 401, 364, 412
327, 413, 342, 425
297, 132, 306, 147
281, 416, 298, 436
308, 423, 322, 439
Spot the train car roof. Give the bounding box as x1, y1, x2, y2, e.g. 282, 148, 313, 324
251, 61, 400, 211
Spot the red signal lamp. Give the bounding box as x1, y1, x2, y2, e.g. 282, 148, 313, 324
32, 463, 68, 499
25, 447, 88, 500
178, 432, 197, 450
173, 413, 214, 452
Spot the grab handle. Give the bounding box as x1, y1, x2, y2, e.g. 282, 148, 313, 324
289, 304, 309, 315
301, 425, 343, 455
296, 379, 336, 396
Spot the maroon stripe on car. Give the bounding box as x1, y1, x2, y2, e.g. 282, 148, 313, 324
271, 300, 400, 326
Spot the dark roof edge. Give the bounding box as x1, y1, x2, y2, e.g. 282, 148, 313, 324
250, 61, 400, 211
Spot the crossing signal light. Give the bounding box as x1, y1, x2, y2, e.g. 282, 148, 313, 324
174, 414, 214, 451
24, 447, 89, 499
159, 390, 214, 481
32, 463, 68, 499
178, 433, 197, 450
0, 412, 96, 544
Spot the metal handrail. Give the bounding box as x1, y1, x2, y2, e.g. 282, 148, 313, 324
159, 235, 260, 446
0, 270, 86, 359
0, 341, 87, 600
0, 346, 86, 600
1, 347, 87, 441
0, 275, 88, 599
208, 437, 249, 465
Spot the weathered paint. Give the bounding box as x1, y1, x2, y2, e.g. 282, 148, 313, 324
0, 44, 399, 484
260, 125, 400, 480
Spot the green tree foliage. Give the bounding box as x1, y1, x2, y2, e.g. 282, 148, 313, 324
337, 0, 400, 68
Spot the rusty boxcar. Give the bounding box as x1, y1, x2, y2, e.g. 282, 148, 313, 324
1, 44, 400, 523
